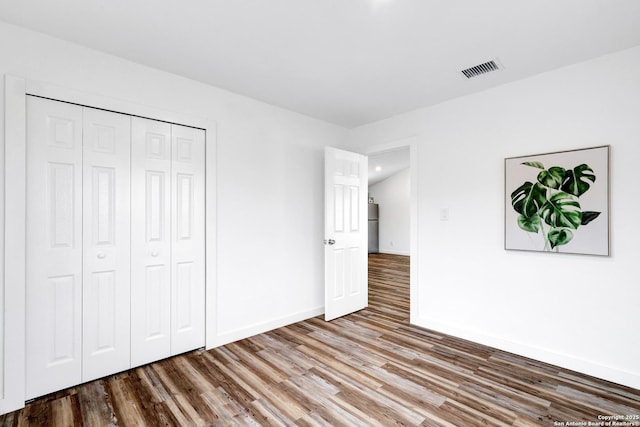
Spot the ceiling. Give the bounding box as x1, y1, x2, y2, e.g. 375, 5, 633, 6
368, 148, 409, 187
1, 0, 640, 128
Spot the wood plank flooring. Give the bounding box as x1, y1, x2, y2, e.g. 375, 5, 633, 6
2, 253, 639, 426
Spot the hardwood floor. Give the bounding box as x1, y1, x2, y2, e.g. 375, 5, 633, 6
2, 253, 639, 426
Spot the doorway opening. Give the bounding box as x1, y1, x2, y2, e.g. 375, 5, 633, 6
365, 139, 417, 324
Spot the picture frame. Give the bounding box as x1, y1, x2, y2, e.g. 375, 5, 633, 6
504, 145, 609, 256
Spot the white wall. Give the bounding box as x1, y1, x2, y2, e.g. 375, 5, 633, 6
0, 22, 346, 352
369, 168, 410, 255
348, 46, 640, 389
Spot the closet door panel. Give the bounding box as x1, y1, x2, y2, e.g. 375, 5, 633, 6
131, 117, 172, 367
26, 97, 83, 399
82, 108, 131, 381
171, 125, 205, 355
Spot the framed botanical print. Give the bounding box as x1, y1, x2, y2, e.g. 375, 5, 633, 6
505, 145, 609, 256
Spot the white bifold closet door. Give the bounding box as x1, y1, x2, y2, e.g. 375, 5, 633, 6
169, 124, 205, 356
130, 118, 171, 366
26, 97, 131, 399
26, 98, 83, 399
82, 108, 131, 382
26, 97, 205, 399
130, 118, 205, 368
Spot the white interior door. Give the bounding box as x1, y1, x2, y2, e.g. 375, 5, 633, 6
324, 147, 368, 321
170, 125, 205, 355
131, 117, 172, 367
82, 107, 131, 381
26, 97, 83, 399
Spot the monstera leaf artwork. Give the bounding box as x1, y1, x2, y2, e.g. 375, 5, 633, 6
505, 146, 609, 256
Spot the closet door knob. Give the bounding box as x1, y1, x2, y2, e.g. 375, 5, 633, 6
151, 251, 159, 257
97, 253, 106, 259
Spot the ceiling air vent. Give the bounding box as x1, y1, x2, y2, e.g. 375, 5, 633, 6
460, 60, 503, 79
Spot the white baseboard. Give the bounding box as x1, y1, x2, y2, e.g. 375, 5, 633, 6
414, 316, 640, 390
377, 249, 410, 256
208, 306, 324, 349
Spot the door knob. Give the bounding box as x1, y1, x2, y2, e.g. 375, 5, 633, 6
151, 251, 159, 257
326, 239, 335, 245
97, 253, 106, 259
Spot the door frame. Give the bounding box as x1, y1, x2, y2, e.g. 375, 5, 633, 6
364, 136, 419, 324
2, 75, 217, 413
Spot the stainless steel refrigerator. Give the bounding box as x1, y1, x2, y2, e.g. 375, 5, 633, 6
368, 203, 379, 253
